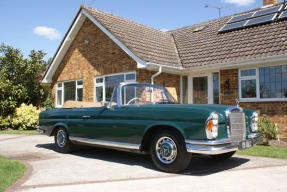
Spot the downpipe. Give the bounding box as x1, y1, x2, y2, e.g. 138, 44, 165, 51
151, 66, 162, 102
151, 65, 162, 85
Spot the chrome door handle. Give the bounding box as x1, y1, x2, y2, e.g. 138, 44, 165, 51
82, 116, 90, 119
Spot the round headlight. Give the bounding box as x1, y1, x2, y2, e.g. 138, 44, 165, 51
250, 112, 258, 132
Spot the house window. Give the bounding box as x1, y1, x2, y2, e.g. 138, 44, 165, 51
239, 65, 287, 101
240, 69, 257, 99
56, 79, 83, 107
94, 72, 136, 102
259, 66, 287, 99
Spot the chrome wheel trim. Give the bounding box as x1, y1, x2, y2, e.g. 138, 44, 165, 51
155, 136, 177, 164
56, 130, 66, 148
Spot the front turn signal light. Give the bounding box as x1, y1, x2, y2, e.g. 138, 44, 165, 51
205, 112, 219, 139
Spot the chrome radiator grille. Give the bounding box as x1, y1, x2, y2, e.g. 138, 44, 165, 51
229, 112, 246, 141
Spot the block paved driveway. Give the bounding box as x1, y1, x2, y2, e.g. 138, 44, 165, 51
1, 134, 287, 192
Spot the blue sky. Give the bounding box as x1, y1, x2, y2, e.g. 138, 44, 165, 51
0, 0, 284, 60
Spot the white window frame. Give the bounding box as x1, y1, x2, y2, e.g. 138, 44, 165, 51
56, 79, 83, 108
94, 72, 136, 103
239, 66, 287, 102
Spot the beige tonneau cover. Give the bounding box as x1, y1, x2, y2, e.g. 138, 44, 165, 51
62, 100, 103, 108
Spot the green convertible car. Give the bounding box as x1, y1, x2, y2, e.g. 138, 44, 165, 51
37, 83, 261, 173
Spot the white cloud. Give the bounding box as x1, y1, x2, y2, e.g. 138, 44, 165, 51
33, 26, 61, 40
222, 0, 255, 7
160, 28, 169, 32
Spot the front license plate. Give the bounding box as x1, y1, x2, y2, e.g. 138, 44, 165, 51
240, 140, 253, 150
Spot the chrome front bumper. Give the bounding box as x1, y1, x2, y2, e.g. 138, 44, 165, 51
185, 133, 262, 155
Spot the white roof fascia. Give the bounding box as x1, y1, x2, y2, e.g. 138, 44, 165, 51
81, 9, 147, 69
146, 62, 183, 74
183, 54, 287, 74
42, 10, 86, 83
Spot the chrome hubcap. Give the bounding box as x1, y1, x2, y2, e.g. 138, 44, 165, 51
56, 130, 66, 148
156, 136, 177, 164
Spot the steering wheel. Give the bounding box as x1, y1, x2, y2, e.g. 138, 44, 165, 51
126, 97, 142, 105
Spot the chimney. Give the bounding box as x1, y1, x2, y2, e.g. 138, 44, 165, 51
263, 0, 277, 6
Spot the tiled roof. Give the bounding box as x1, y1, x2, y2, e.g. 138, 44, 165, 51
172, 6, 287, 68
82, 5, 182, 67
82, 4, 287, 69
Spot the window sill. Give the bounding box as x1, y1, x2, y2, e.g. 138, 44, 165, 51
239, 98, 287, 102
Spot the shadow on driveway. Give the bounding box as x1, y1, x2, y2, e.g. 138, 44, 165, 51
36, 143, 250, 176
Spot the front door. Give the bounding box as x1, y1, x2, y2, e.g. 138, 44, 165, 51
193, 76, 208, 104
184, 72, 220, 104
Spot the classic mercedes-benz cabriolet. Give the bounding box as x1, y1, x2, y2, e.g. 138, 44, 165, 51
37, 83, 261, 173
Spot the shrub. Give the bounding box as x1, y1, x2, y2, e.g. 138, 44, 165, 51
258, 115, 279, 144
12, 103, 40, 130
0, 116, 12, 129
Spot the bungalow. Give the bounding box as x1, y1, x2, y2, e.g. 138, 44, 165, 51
42, 0, 287, 140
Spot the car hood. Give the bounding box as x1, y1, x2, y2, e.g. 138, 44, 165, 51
124, 104, 239, 123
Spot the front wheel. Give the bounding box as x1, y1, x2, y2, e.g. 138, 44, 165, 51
150, 130, 191, 173
54, 127, 74, 153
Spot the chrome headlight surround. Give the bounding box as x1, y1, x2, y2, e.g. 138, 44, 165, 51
250, 112, 258, 132
205, 112, 219, 139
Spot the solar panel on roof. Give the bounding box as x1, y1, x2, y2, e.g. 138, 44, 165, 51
227, 13, 254, 24
252, 5, 282, 18
245, 13, 277, 26
278, 10, 287, 20
219, 20, 247, 32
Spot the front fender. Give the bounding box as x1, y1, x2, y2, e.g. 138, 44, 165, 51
144, 122, 186, 137
143, 121, 207, 140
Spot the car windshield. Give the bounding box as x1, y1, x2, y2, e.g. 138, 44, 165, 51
121, 84, 177, 105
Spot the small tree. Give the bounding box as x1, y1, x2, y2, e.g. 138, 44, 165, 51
0, 43, 47, 117
258, 115, 279, 145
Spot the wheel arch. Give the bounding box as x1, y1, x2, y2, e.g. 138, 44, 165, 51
140, 125, 185, 152
50, 123, 69, 136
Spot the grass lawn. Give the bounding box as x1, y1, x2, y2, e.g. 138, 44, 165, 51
0, 129, 39, 135
0, 156, 26, 192
236, 144, 287, 159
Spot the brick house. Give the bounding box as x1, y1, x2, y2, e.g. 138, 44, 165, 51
43, 0, 287, 140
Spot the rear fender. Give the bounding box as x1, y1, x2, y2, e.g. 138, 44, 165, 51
50, 123, 69, 136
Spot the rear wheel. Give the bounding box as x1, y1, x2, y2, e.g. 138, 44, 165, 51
210, 151, 235, 160
54, 127, 74, 153
150, 129, 191, 173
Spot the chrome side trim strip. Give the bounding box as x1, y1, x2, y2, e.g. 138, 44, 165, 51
69, 136, 140, 150
185, 139, 232, 146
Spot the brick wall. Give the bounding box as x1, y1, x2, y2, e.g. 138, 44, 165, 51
220, 69, 239, 105
220, 69, 287, 140
137, 69, 180, 101
52, 18, 137, 102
